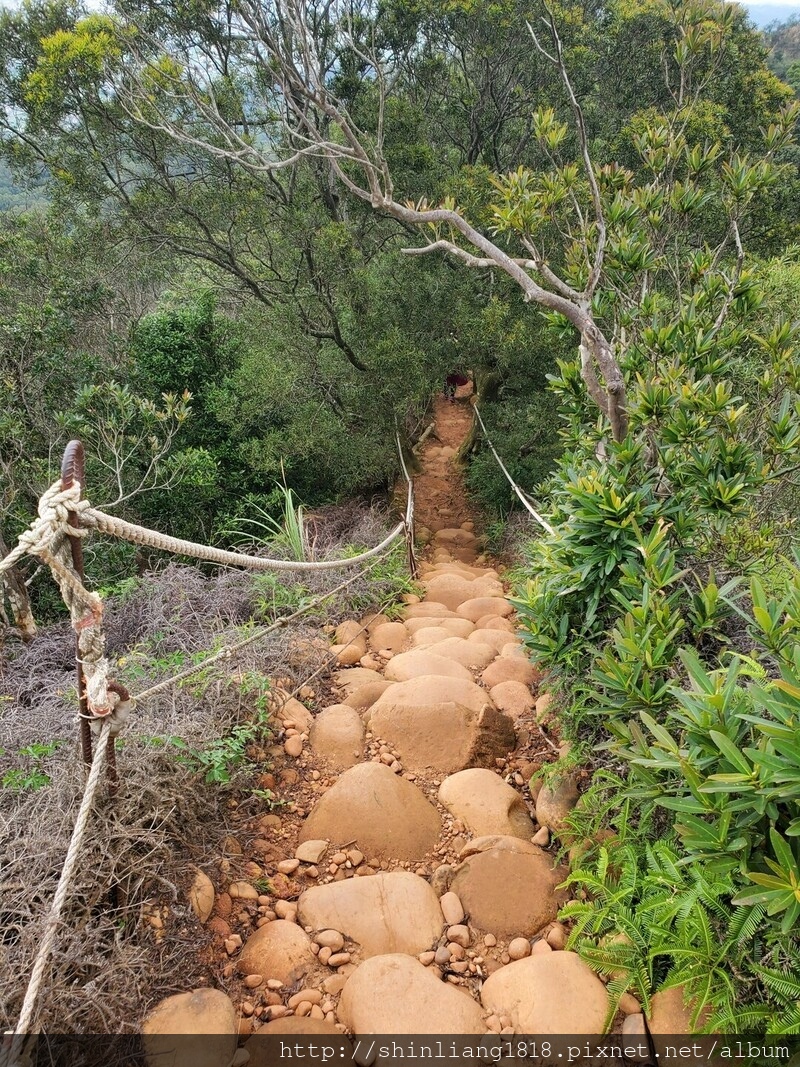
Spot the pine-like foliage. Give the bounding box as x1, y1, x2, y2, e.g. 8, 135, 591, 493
563, 839, 800, 1035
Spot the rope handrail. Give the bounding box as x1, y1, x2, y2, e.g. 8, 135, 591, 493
82, 506, 406, 572
1, 724, 110, 1067
473, 404, 556, 536
132, 550, 396, 704
394, 428, 417, 578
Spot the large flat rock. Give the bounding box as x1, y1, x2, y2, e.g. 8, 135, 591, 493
490, 680, 536, 720
309, 704, 365, 769
368, 676, 514, 774
339, 954, 485, 1034
449, 847, 567, 937
342, 679, 393, 713
438, 769, 535, 839
298, 762, 441, 860
298, 873, 443, 958
482, 656, 540, 689
457, 597, 514, 622
384, 649, 473, 682
402, 602, 460, 620
468, 629, 519, 654
431, 636, 496, 670
421, 573, 505, 611
334, 667, 383, 693
481, 952, 608, 1033
368, 621, 408, 654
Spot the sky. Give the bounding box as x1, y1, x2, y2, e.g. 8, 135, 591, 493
744, 2, 800, 27
0, 0, 798, 29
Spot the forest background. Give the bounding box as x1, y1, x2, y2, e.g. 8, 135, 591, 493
2, 0, 800, 1036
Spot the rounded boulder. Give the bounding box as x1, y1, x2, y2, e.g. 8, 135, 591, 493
481, 951, 608, 1033
438, 769, 535, 839
298, 762, 441, 860
339, 954, 485, 1034
237, 921, 315, 985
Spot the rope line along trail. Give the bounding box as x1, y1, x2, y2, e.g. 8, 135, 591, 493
395, 431, 418, 578
0, 725, 110, 1067
472, 405, 556, 536
82, 507, 406, 573
0, 436, 417, 1049
133, 551, 403, 704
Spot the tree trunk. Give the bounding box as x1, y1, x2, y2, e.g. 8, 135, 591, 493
456, 369, 503, 463
0, 530, 36, 642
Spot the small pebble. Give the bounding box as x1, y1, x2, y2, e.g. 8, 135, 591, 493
288, 989, 322, 1008
447, 924, 470, 948
284, 736, 303, 757
314, 929, 345, 951
277, 859, 300, 875
546, 923, 568, 950
508, 937, 531, 960
439, 892, 465, 926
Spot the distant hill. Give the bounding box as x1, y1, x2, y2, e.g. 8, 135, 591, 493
759, 9, 800, 91
0, 160, 48, 213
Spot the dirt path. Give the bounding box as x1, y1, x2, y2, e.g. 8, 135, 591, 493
413, 394, 477, 534
141, 399, 654, 1048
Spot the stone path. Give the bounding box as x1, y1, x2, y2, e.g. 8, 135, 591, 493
142, 399, 688, 1049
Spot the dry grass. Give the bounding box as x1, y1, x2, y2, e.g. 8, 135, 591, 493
0, 502, 403, 1034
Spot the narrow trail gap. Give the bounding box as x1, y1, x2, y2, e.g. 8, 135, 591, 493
412, 392, 478, 536
149, 390, 620, 1041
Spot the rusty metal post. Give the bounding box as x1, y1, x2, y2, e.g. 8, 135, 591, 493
60, 440, 92, 768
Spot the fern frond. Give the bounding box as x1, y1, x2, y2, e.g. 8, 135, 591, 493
753, 966, 800, 1004
767, 1003, 800, 1034
727, 902, 765, 943
603, 974, 634, 1034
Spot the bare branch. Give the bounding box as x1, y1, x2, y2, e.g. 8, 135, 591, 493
527, 7, 607, 298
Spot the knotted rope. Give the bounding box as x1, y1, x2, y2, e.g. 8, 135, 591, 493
0, 481, 119, 720
81, 506, 405, 571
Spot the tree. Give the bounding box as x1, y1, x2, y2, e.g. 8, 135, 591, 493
75, 0, 790, 449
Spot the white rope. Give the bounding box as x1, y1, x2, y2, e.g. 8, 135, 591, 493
0, 479, 405, 579
81, 507, 405, 572
473, 405, 556, 536
1, 727, 110, 1067
394, 431, 417, 576
133, 552, 394, 703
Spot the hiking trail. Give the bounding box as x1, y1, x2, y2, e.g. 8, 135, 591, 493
141, 393, 684, 1047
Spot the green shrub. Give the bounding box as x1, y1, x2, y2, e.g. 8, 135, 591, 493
564, 834, 800, 1036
